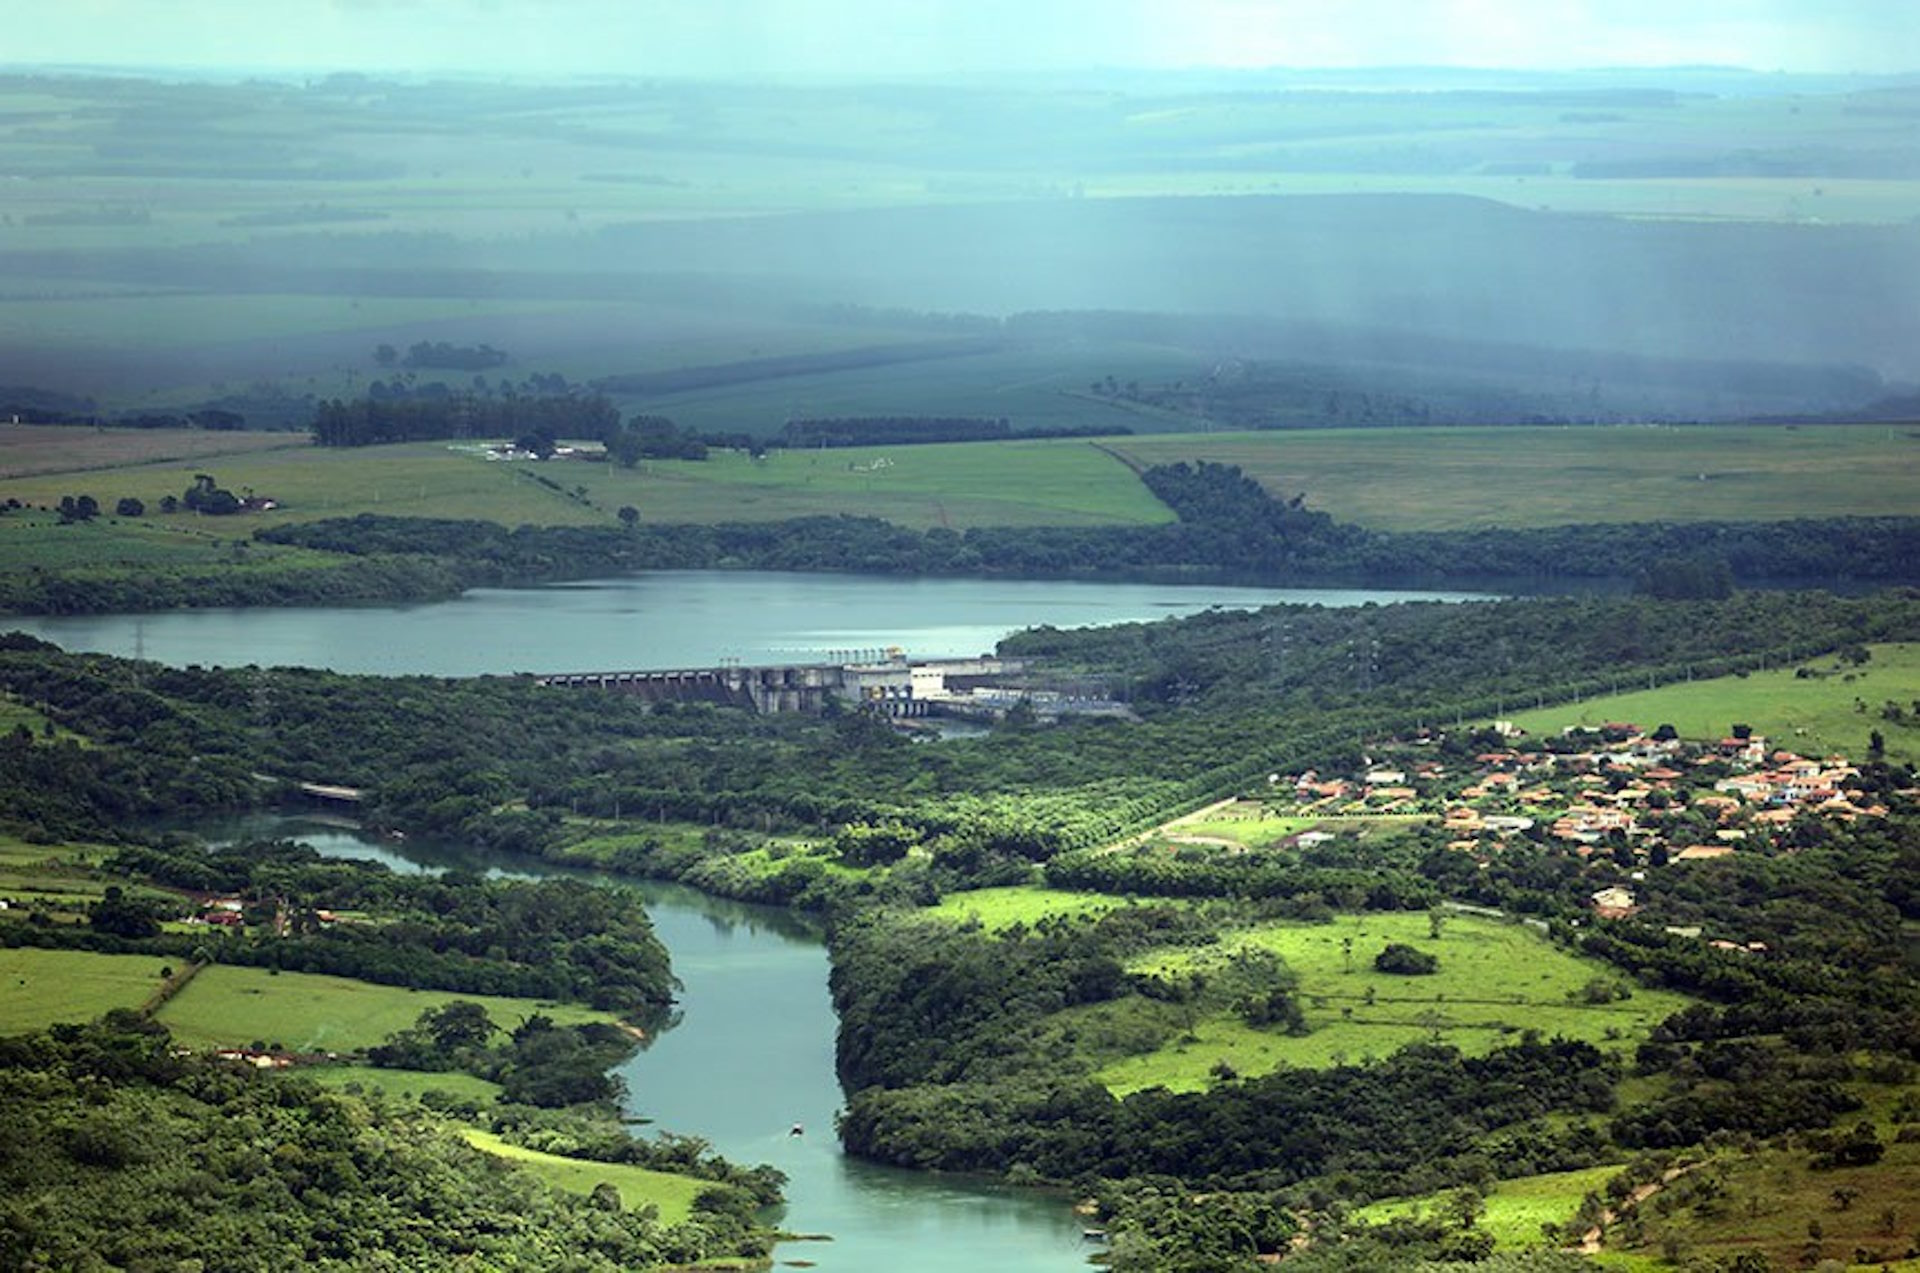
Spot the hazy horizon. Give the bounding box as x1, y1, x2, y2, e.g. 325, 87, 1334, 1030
1, 0, 1915, 79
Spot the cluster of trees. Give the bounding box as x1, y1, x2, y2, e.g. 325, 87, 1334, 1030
311, 392, 620, 448
0, 1017, 774, 1270
604, 414, 707, 464
369, 1003, 638, 1107
96, 839, 677, 1018
375, 340, 509, 371
180, 471, 244, 515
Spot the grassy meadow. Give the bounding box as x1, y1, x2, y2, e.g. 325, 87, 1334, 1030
0, 427, 1172, 540
0, 948, 171, 1034
7, 420, 1914, 551
1355, 1163, 1621, 1248
1111, 424, 1920, 531
589, 440, 1173, 529
0, 835, 172, 920
153, 965, 623, 1054
459, 1129, 708, 1224
0, 423, 305, 479
0, 509, 355, 581
304, 1063, 504, 1106
924, 885, 1128, 931
1505, 642, 1920, 764
1097, 911, 1694, 1095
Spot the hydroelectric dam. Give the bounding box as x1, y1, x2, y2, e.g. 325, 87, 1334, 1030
533, 651, 1029, 717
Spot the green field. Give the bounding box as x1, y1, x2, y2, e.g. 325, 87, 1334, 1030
302, 1063, 504, 1106
1097, 912, 1694, 1094
1155, 807, 1430, 850
1356, 1163, 1621, 1248
924, 885, 1129, 931
0, 428, 1171, 536
0, 439, 606, 535
0, 948, 170, 1033
459, 1129, 708, 1225
1586, 1136, 1920, 1271
1505, 642, 1920, 764
572, 439, 1175, 530
0, 423, 305, 480
1111, 424, 1920, 531
0, 836, 177, 919
5, 421, 1915, 545
153, 965, 624, 1054
0, 510, 352, 578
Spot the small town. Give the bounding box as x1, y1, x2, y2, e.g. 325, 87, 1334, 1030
1263, 718, 1903, 926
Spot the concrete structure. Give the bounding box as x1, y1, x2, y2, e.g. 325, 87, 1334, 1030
536, 654, 1028, 717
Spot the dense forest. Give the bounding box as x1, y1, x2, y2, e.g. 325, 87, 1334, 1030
0, 1018, 775, 1269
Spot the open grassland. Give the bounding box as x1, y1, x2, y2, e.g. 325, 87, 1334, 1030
303, 1063, 504, 1106
1505, 642, 1920, 765
0, 836, 174, 918
0, 424, 304, 479
0, 426, 1170, 534
0, 435, 604, 532
0, 948, 169, 1034
1603, 1136, 1920, 1271
0, 510, 353, 579
1109, 424, 1920, 531
1356, 1163, 1620, 1248
620, 341, 1200, 439
459, 1129, 706, 1224
1097, 912, 1694, 1095
595, 441, 1172, 529
924, 886, 1128, 931
6, 421, 1914, 540
1155, 803, 1431, 850
153, 965, 623, 1054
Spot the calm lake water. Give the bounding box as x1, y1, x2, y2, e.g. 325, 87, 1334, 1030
140, 573, 1487, 1270
9, 570, 1489, 674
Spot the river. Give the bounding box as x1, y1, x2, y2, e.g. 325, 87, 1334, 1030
94, 572, 1485, 1270
205, 813, 1097, 1271
5, 569, 1489, 674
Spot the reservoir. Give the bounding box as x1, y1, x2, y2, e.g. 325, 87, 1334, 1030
6, 569, 1489, 674
103, 573, 1485, 1269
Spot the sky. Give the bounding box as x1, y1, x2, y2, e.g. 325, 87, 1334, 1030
0, 0, 1914, 78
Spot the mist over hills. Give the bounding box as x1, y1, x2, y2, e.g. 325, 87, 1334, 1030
0, 66, 1915, 424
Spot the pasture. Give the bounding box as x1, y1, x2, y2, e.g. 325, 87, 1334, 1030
0, 423, 303, 479
589, 440, 1171, 529
305, 1063, 504, 1106
0, 835, 174, 920
1096, 911, 1694, 1094
1504, 642, 1920, 764
1355, 1163, 1620, 1249
0, 948, 170, 1034
459, 1129, 708, 1225
1111, 424, 1920, 531
0, 426, 1172, 534
153, 965, 622, 1054
0, 509, 350, 580
924, 885, 1128, 931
